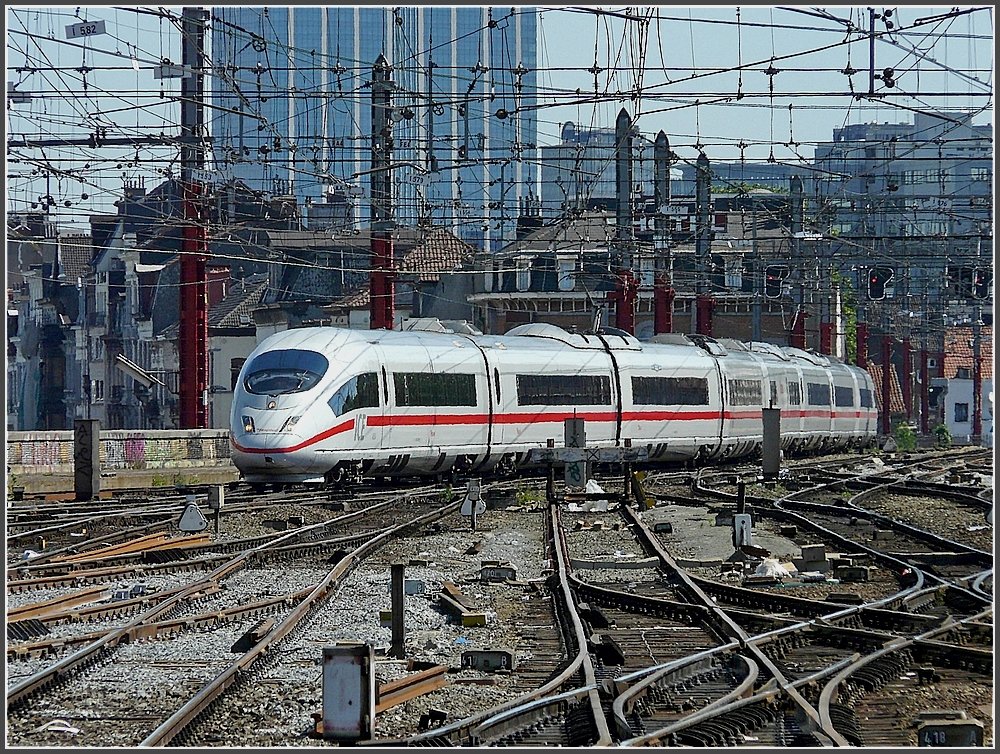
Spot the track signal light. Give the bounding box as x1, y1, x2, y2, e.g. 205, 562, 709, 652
867, 266, 893, 300
973, 268, 992, 300
764, 265, 789, 299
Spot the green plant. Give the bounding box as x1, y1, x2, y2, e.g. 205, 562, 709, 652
932, 423, 952, 449
150, 474, 168, 487
894, 422, 917, 453
442, 485, 454, 504
515, 485, 545, 506
831, 268, 857, 363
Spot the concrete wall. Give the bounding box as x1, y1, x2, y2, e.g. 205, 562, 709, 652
7, 429, 234, 476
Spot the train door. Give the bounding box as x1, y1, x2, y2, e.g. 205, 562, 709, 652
380, 342, 432, 458
784, 364, 805, 446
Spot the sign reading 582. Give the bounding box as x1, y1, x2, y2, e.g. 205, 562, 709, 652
65, 20, 107, 39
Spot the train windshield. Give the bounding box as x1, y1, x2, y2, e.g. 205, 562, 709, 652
244, 349, 329, 395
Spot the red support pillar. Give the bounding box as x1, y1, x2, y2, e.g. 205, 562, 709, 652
819, 321, 833, 355
789, 308, 808, 350
653, 273, 674, 334
919, 347, 930, 434
614, 270, 636, 334
880, 334, 893, 436
901, 336, 913, 422
695, 294, 714, 336
179, 183, 208, 429
856, 320, 868, 368
370, 232, 394, 330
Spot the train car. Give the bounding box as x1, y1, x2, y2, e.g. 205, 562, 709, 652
229, 322, 878, 486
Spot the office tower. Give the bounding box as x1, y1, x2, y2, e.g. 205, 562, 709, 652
211, 6, 538, 251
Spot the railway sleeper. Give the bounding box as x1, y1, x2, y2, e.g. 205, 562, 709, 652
828, 702, 865, 745
6, 618, 50, 642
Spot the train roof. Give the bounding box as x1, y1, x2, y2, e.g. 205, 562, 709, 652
253, 323, 866, 373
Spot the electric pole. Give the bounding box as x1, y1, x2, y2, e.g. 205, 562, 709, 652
653, 130, 673, 334
694, 152, 713, 335
370, 54, 395, 330
178, 6, 209, 429
789, 175, 807, 349
611, 108, 635, 334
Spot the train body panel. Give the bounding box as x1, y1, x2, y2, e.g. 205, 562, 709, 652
229, 323, 879, 484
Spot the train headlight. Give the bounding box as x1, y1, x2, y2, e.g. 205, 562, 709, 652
280, 415, 300, 432
242, 415, 255, 433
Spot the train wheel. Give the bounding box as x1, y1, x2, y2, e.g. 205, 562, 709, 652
249, 483, 267, 494
325, 466, 346, 487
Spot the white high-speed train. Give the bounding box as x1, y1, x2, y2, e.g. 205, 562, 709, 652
229, 322, 878, 486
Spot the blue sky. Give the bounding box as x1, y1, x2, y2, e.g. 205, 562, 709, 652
5, 5, 994, 227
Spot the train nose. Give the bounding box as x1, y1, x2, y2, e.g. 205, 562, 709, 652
231, 431, 308, 469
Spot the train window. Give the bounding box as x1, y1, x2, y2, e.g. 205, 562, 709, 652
494, 368, 501, 401
859, 388, 873, 408
728, 378, 763, 406
516, 374, 612, 406
327, 373, 380, 416
631, 376, 709, 405
787, 381, 801, 405
244, 349, 329, 395
807, 382, 832, 406
834, 386, 855, 407
769, 381, 778, 408
381, 366, 389, 403
394, 372, 477, 407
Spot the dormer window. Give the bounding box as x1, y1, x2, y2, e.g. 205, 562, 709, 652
556, 254, 576, 291
515, 255, 532, 292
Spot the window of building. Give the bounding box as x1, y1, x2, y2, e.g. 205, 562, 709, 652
556, 255, 576, 292
515, 256, 532, 291
393, 372, 477, 407
728, 378, 762, 406
955, 367, 971, 379
632, 376, 709, 405
807, 382, 831, 406
638, 256, 655, 287
93, 379, 105, 402
954, 402, 969, 423
516, 374, 611, 406
328, 373, 380, 415
859, 388, 873, 408
230, 358, 247, 391
834, 385, 855, 407
788, 380, 802, 405
970, 167, 989, 182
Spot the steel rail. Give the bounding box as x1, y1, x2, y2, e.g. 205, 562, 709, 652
622, 504, 849, 745
6, 497, 406, 710
138, 496, 462, 746
816, 609, 995, 740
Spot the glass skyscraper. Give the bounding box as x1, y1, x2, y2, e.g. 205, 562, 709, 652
211, 6, 538, 251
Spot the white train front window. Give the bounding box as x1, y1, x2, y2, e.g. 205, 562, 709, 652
244, 349, 329, 396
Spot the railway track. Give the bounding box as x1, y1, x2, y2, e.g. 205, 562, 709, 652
5, 448, 991, 747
